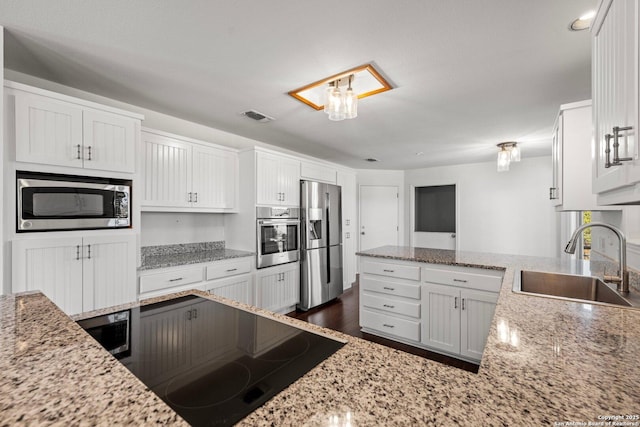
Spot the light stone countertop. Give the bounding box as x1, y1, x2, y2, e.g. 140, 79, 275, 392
2, 245, 640, 426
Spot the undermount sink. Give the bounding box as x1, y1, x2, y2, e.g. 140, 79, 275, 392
513, 270, 639, 309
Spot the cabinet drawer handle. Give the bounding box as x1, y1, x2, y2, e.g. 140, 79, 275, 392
76, 144, 81, 160
383, 269, 395, 273
382, 324, 395, 328
169, 277, 184, 282
383, 304, 395, 309
454, 297, 458, 309
226, 268, 238, 272
453, 278, 467, 283
383, 286, 395, 291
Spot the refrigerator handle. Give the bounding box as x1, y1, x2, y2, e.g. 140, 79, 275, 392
326, 191, 331, 283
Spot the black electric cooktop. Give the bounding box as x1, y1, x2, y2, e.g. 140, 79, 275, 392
81, 295, 345, 426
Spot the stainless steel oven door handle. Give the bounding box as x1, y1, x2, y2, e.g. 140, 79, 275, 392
259, 219, 300, 226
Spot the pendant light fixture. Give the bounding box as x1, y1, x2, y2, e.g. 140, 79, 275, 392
326, 74, 358, 121
496, 142, 521, 172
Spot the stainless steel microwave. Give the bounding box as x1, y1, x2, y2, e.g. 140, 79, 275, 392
17, 171, 131, 232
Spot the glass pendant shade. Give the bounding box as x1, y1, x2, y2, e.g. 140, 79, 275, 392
497, 149, 510, 172
328, 85, 345, 121
510, 144, 521, 162
323, 84, 334, 114
344, 87, 358, 119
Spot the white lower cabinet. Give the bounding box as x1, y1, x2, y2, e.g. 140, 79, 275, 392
255, 262, 300, 313
138, 256, 254, 304
359, 260, 422, 345
12, 234, 137, 315
358, 257, 502, 363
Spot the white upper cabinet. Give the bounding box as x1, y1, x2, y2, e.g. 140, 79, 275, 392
300, 160, 337, 184
9, 82, 141, 174
15, 93, 84, 169
551, 101, 615, 211
255, 151, 300, 206
592, 0, 640, 204
141, 128, 238, 212
82, 109, 136, 173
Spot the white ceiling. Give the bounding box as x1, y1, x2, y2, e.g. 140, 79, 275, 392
0, 0, 595, 169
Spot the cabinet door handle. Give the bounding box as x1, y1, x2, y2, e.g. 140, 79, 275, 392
382, 324, 395, 328
169, 277, 184, 282
383, 304, 395, 309
549, 187, 557, 200
604, 133, 613, 168
453, 278, 467, 283
76, 245, 81, 260
226, 268, 238, 272
76, 144, 82, 160
186, 310, 192, 320
454, 297, 458, 309
86, 245, 91, 260
383, 286, 395, 291
188, 192, 192, 203
87, 146, 92, 161
193, 192, 198, 203
192, 308, 198, 319
462, 298, 466, 310
612, 126, 634, 165
383, 269, 395, 273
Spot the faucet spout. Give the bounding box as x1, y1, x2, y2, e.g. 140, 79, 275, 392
564, 222, 629, 293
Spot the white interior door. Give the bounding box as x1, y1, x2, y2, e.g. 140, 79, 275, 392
359, 185, 399, 251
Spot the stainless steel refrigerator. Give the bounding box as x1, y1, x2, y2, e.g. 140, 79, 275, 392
298, 180, 343, 311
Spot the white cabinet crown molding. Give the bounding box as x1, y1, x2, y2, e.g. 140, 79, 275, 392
4, 80, 144, 120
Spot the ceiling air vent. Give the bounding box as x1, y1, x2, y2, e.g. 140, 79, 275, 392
241, 110, 275, 123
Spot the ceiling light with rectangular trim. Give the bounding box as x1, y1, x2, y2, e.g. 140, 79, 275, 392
289, 63, 392, 121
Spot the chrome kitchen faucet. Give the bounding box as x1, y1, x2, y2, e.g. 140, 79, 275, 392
564, 222, 629, 293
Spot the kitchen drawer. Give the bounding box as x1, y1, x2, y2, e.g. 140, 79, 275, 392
139, 267, 203, 294
206, 257, 252, 281
361, 276, 421, 299
361, 260, 420, 281
422, 267, 502, 293
361, 309, 420, 342
361, 292, 420, 318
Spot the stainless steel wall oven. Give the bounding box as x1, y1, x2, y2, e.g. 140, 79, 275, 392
256, 207, 300, 269
17, 171, 131, 232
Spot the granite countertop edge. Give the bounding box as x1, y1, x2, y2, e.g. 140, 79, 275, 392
138, 248, 255, 271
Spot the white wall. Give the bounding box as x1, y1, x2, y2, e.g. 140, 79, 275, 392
140, 213, 225, 247
404, 157, 557, 257
356, 169, 406, 248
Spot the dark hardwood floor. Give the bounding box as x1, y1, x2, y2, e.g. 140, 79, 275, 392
287, 281, 479, 373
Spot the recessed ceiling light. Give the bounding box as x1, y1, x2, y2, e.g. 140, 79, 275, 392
364, 158, 379, 162
569, 10, 596, 31
415, 152, 424, 156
